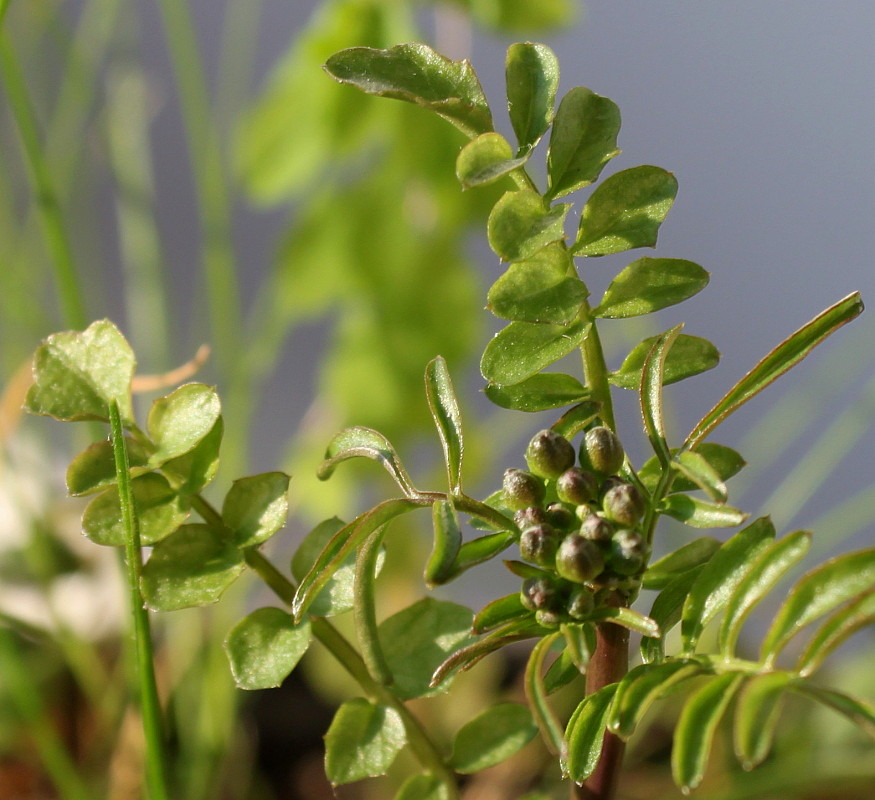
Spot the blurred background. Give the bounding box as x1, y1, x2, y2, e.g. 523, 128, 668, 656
0, 1, 873, 798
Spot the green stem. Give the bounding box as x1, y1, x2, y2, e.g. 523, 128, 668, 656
578, 311, 616, 432
110, 402, 170, 800
354, 527, 395, 685
0, 32, 86, 329
243, 549, 459, 798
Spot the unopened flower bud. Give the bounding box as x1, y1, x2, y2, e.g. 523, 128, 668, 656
581, 426, 625, 476
514, 506, 547, 529
526, 429, 576, 479
567, 586, 596, 620
502, 468, 545, 511
579, 514, 613, 542
601, 482, 646, 527
555, 534, 605, 584
520, 576, 560, 611
545, 502, 575, 530
535, 609, 562, 628
608, 529, 648, 576
519, 523, 558, 567
557, 467, 599, 505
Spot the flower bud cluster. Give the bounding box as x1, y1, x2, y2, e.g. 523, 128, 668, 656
503, 426, 650, 627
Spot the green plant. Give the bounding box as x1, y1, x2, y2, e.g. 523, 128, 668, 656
21, 39, 875, 800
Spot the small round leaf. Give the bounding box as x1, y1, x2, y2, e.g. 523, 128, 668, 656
225, 608, 311, 689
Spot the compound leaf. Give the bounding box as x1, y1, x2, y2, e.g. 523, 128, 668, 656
455, 132, 529, 189
147, 383, 221, 465
506, 42, 559, 150
487, 189, 569, 262
610, 334, 719, 390
222, 472, 290, 548
449, 703, 537, 773
486, 373, 589, 412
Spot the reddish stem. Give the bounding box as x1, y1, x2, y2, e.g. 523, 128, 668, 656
573, 621, 629, 800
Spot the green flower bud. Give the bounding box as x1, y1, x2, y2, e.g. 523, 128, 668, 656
579, 514, 613, 543
601, 482, 646, 527
581, 426, 625, 476
520, 576, 560, 612
608, 529, 648, 576
535, 609, 562, 629
514, 506, 547, 529
557, 467, 599, 505
567, 586, 595, 620
526, 429, 576, 479
502, 468, 545, 511
555, 534, 606, 584
545, 502, 575, 530
575, 503, 597, 522
519, 523, 559, 567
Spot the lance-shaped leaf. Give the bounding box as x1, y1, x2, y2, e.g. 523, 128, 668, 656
594, 258, 709, 318
639, 443, 745, 494
323, 44, 493, 137
586, 606, 660, 639
424, 499, 463, 588
318, 427, 419, 498
487, 244, 588, 326
640, 325, 682, 469
472, 592, 530, 634
449, 703, 538, 773
224, 608, 311, 690
430, 620, 541, 687
147, 383, 221, 465
445, 531, 516, 579
685, 292, 864, 449
641, 566, 705, 663
660, 495, 747, 529
378, 598, 474, 699
673, 450, 728, 503
545, 647, 582, 695
82, 472, 189, 546
506, 42, 559, 150
141, 524, 245, 610
573, 166, 678, 256
25, 319, 135, 422
481, 319, 588, 386
525, 633, 566, 756
551, 400, 602, 439
66, 437, 150, 496
610, 333, 719, 390
561, 623, 596, 673
324, 698, 406, 785
566, 684, 618, 783
425, 356, 463, 494
790, 684, 875, 737
733, 671, 793, 770
760, 547, 875, 664
222, 472, 290, 548
455, 132, 529, 189
681, 518, 775, 653
672, 672, 745, 792
643, 539, 721, 590
291, 517, 385, 618
487, 189, 569, 262
719, 530, 811, 658
355, 527, 393, 686
486, 373, 589, 412
546, 87, 620, 200
797, 587, 875, 677
292, 499, 422, 621
608, 660, 703, 740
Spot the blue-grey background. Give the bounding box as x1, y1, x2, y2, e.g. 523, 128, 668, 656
112, 1, 875, 555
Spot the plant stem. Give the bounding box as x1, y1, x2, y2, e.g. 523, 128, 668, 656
575, 620, 629, 800
244, 549, 459, 798
0, 32, 86, 329
110, 402, 170, 800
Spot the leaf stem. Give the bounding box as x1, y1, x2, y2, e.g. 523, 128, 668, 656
243, 549, 460, 798
110, 401, 170, 800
